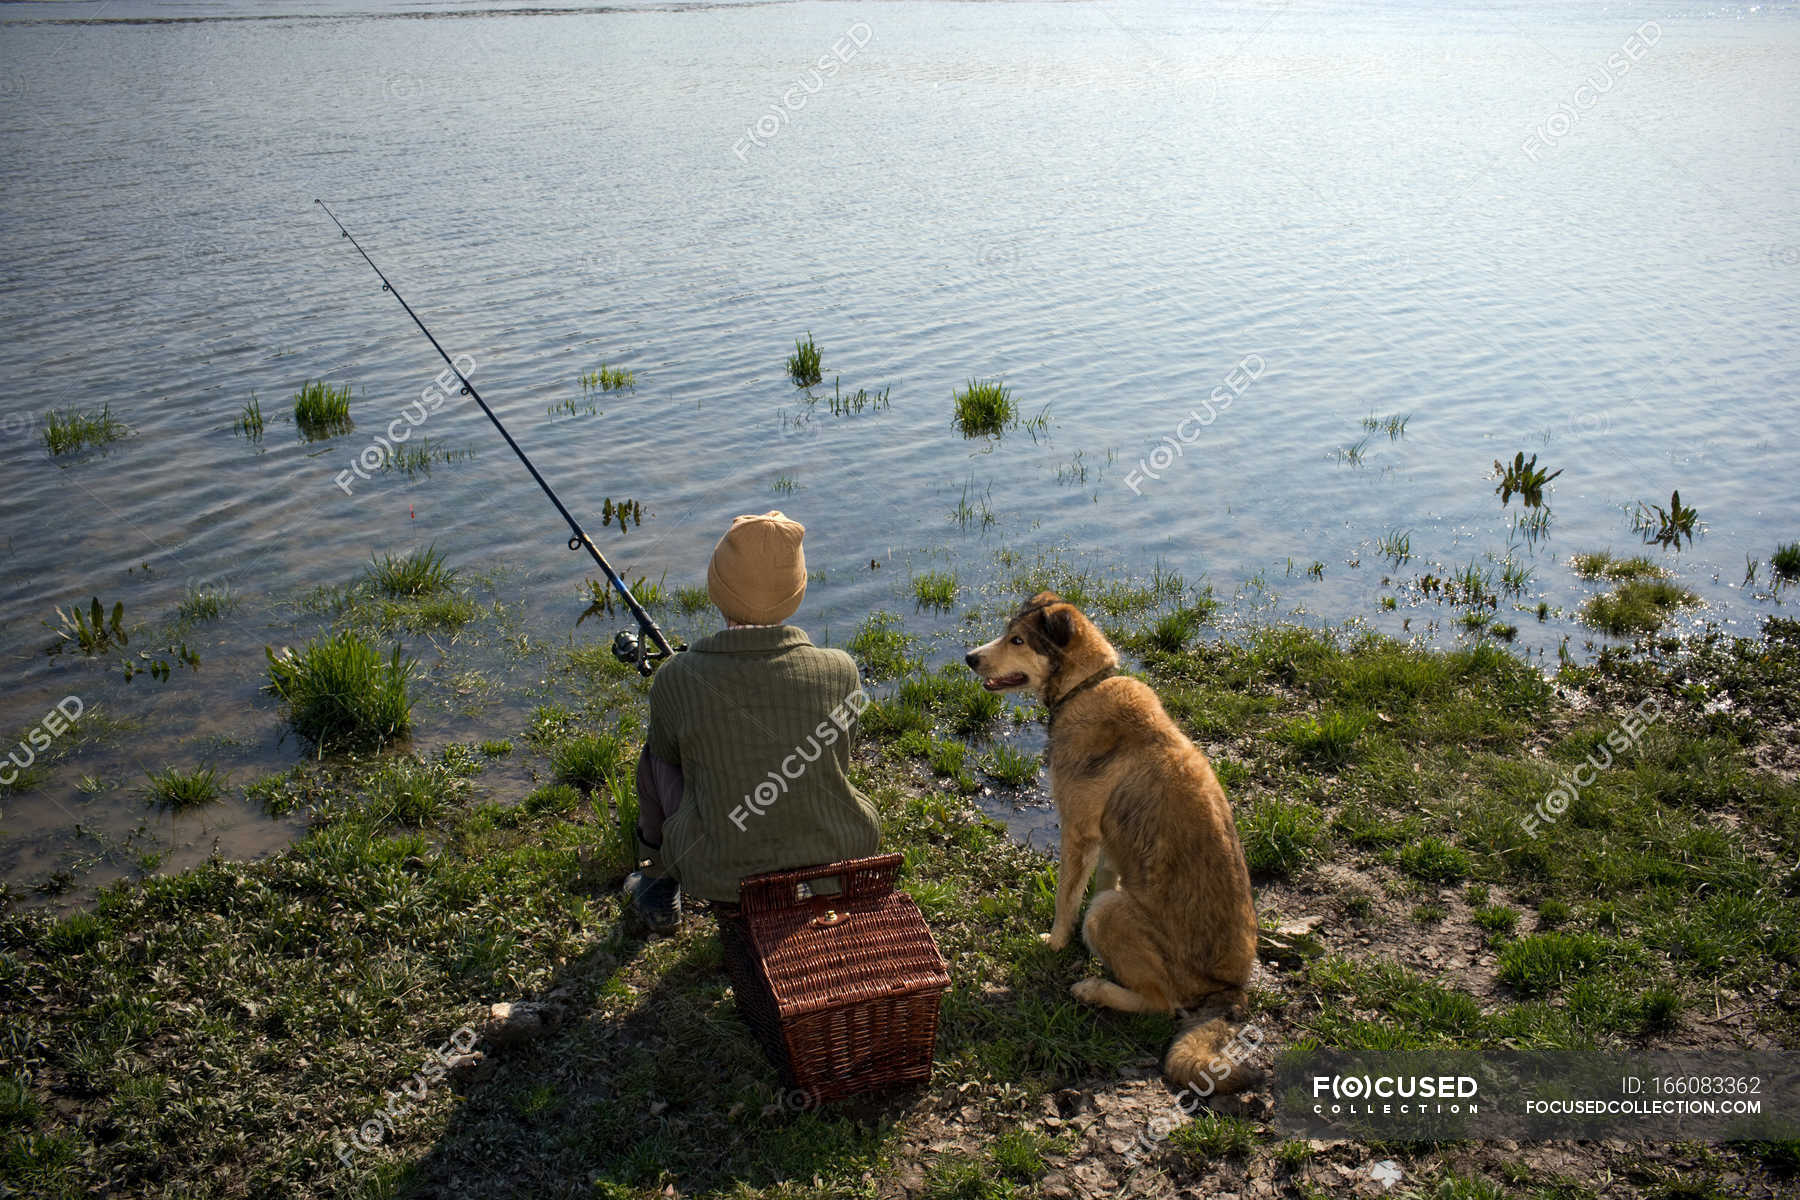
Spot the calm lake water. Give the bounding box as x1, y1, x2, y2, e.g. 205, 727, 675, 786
1, 0, 1796, 903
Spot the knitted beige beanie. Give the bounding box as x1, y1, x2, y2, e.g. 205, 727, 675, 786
706, 510, 807, 625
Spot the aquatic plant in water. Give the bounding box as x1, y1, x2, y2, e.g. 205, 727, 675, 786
293, 380, 353, 439
234, 394, 265, 441
42, 404, 129, 456
46, 598, 127, 655
1632, 489, 1698, 549
912, 571, 957, 611
144, 765, 224, 813
365, 545, 458, 598
579, 364, 636, 394
1772, 542, 1800, 583
951, 477, 997, 529
787, 333, 822, 388
265, 631, 416, 753
1581, 578, 1700, 637
601, 497, 643, 532
953, 379, 1015, 437
1494, 452, 1561, 508
179, 585, 237, 621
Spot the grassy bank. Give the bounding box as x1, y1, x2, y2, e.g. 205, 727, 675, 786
2, 600, 1797, 1199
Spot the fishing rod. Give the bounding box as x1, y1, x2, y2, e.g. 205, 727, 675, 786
315, 199, 680, 676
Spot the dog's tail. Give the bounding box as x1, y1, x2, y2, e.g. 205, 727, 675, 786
1163, 991, 1259, 1095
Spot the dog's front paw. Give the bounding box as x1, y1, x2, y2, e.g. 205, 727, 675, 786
1070, 978, 1107, 1005
1039, 929, 1070, 950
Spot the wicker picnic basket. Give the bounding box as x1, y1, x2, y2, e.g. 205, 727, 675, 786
717, 853, 950, 1103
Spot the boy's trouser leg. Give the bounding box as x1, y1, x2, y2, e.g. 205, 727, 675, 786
634, 747, 684, 875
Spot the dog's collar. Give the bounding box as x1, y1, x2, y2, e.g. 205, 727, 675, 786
1048, 665, 1118, 725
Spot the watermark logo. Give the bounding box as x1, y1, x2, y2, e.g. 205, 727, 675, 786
1522, 22, 1661, 162
333, 1025, 478, 1168
334, 355, 476, 496
1122, 1020, 1263, 1167
3, 696, 85, 787
1312, 1072, 1479, 1115
1522, 696, 1661, 838
728, 689, 870, 831
732, 22, 874, 161
1123, 354, 1263, 496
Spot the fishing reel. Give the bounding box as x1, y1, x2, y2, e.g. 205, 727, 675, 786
612, 626, 681, 676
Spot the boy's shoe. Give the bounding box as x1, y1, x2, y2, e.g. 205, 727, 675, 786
623, 870, 682, 934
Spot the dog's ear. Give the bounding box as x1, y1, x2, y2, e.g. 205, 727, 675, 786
1043, 604, 1075, 648
1021, 590, 1062, 616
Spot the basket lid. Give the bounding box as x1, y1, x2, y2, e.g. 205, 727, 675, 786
745, 892, 950, 1018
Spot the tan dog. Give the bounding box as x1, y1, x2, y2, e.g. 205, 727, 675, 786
965, 592, 1259, 1092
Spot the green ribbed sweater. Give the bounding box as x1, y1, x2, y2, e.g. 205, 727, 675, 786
646, 626, 880, 902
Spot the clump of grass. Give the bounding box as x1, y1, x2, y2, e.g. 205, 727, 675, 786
1142, 604, 1209, 652
675, 585, 712, 614
1398, 835, 1473, 883
551, 731, 626, 791
1335, 434, 1371, 465
1170, 1111, 1259, 1161
523, 782, 583, 818
1497, 931, 1611, 995
1377, 528, 1412, 564
233, 393, 265, 440
365, 758, 446, 826
1570, 550, 1665, 581
1494, 451, 1561, 507
1281, 709, 1367, 766
912, 570, 957, 611
292, 379, 353, 439
366, 545, 457, 598
771, 473, 798, 494
786, 333, 822, 387
264, 632, 416, 752
178, 584, 237, 622
952, 379, 1016, 438
42, 403, 129, 456
846, 612, 918, 679
980, 743, 1040, 787
143, 765, 224, 813
1472, 905, 1519, 937
478, 739, 513, 758
990, 1128, 1052, 1182
1770, 541, 1800, 583
1239, 797, 1325, 876
924, 737, 978, 794
1581, 578, 1700, 637
1633, 488, 1699, 548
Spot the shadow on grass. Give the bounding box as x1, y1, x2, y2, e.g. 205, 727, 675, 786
398, 908, 917, 1198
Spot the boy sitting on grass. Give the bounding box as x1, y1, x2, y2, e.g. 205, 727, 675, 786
624, 511, 880, 932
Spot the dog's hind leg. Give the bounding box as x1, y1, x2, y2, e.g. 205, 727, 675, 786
1073, 888, 1175, 1012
